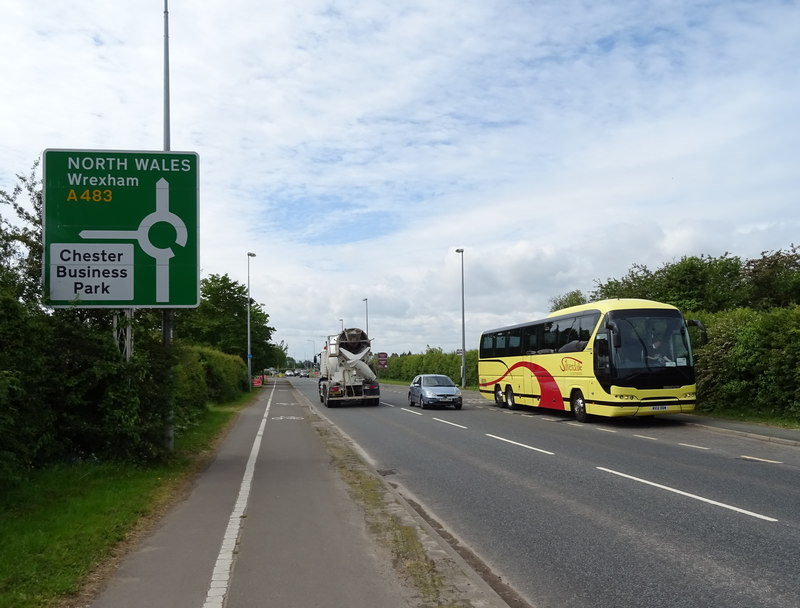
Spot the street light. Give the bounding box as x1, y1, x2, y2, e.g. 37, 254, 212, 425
362, 298, 369, 336
339, 318, 344, 332
455, 248, 466, 388
247, 252, 256, 390
307, 339, 315, 370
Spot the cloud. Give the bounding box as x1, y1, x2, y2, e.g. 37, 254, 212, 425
2, 0, 798, 360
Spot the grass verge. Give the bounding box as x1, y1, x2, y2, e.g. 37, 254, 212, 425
311, 421, 469, 608
0, 393, 256, 608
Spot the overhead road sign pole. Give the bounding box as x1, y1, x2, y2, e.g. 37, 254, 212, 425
163, 0, 174, 451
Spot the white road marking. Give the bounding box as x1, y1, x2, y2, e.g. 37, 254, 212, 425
203, 383, 276, 608
679, 443, 710, 450
741, 455, 783, 464
433, 418, 468, 429
596, 427, 617, 433
401, 408, 423, 416
597, 467, 778, 522
485, 433, 554, 455
634, 434, 659, 441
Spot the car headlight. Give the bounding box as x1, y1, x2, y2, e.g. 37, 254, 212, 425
423, 389, 436, 398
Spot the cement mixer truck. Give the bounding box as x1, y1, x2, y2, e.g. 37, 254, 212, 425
318, 328, 380, 407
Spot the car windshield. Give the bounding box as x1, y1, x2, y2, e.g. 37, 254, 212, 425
422, 375, 455, 387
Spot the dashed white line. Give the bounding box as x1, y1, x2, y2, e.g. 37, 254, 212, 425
679, 443, 710, 450
596, 427, 617, 433
401, 408, 423, 416
433, 418, 468, 429
634, 434, 659, 441
485, 433, 554, 455
741, 455, 783, 464
597, 467, 778, 522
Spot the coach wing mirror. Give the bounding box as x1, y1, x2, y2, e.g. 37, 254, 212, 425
686, 319, 708, 345
605, 320, 621, 348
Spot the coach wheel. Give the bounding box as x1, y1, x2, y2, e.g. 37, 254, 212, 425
572, 390, 588, 423
505, 387, 516, 410
494, 385, 504, 407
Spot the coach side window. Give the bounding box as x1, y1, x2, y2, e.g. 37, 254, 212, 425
523, 325, 540, 354
480, 334, 494, 358
542, 322, 557, 352
495, 333, 508, 357
577, 313, 600, 349
557, 316, 581, 352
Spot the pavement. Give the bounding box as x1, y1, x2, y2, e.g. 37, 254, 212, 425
85, 379, 508, 608
663, 412, 800, 447
83, 380, 798, 608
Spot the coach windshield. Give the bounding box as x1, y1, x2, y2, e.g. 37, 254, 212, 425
595, 308, 695, 389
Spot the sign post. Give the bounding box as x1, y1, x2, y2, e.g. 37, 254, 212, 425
43, 149, 199, 308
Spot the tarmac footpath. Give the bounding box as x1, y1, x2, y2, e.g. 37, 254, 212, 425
87, 380, 507, 608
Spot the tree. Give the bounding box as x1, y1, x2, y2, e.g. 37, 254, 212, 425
1, 161, 43, 304
172, 273, 277, 372
591, 254, 747, 312
549, 290, 588, 311
743, 245, 800, 309
591, 263, 657, 301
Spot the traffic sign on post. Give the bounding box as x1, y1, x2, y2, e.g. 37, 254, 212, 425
43, 149, 199, 308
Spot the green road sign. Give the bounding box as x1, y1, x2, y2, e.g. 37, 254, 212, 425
43, 149, 199, 308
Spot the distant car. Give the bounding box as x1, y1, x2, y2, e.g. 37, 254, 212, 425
299, 370, 309, 378
284, 370, 294, 377
408, 374, 462, 409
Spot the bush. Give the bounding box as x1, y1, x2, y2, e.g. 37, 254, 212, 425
196, 347, 248, 403
693, 306, 800, 421
172, 345, 210, 429
380, 348, 478, 386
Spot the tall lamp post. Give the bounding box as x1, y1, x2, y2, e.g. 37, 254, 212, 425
362, 298, 369, 336
339, 318, 344, 332
307, 339, 315, 370
455, 248, 466, 388
247, 252, 256, 389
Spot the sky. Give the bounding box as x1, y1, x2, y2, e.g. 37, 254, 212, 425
1, 1, 798, 362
